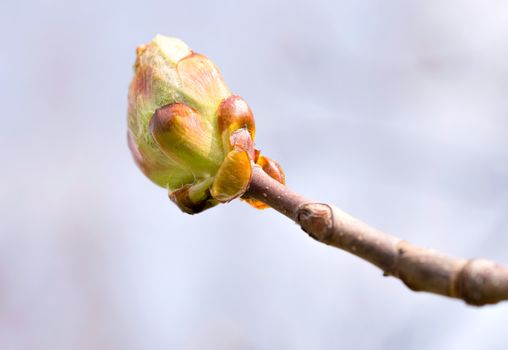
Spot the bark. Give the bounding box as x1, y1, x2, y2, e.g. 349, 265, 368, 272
245, 165, 508, 306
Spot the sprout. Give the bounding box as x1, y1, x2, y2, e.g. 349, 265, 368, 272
127, 35, 284, 214
126, 35, 508, 307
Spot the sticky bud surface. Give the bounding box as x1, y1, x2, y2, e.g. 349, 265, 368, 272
127, 35, 285, 213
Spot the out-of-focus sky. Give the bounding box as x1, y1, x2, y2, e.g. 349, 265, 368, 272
1, 0, 508, 349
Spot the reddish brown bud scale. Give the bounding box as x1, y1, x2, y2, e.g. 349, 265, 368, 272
253, 149, 261, 163
217, 95, 255, 138
169, 179, 217, 214
151, 103, 195, 130
257, 155, 285, 185
169, 186, 200, 214
229, 128, 255, 160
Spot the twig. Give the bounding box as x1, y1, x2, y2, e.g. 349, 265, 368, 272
246, 165, 508, 306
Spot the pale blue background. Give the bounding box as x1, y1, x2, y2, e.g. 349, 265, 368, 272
1, 0, 507, 349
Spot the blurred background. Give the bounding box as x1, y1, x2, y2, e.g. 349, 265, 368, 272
1, 0, 508, 349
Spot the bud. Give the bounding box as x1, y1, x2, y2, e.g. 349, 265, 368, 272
127, 35, 285, 214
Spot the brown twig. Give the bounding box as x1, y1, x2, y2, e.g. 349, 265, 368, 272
246, 165, 508, 306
